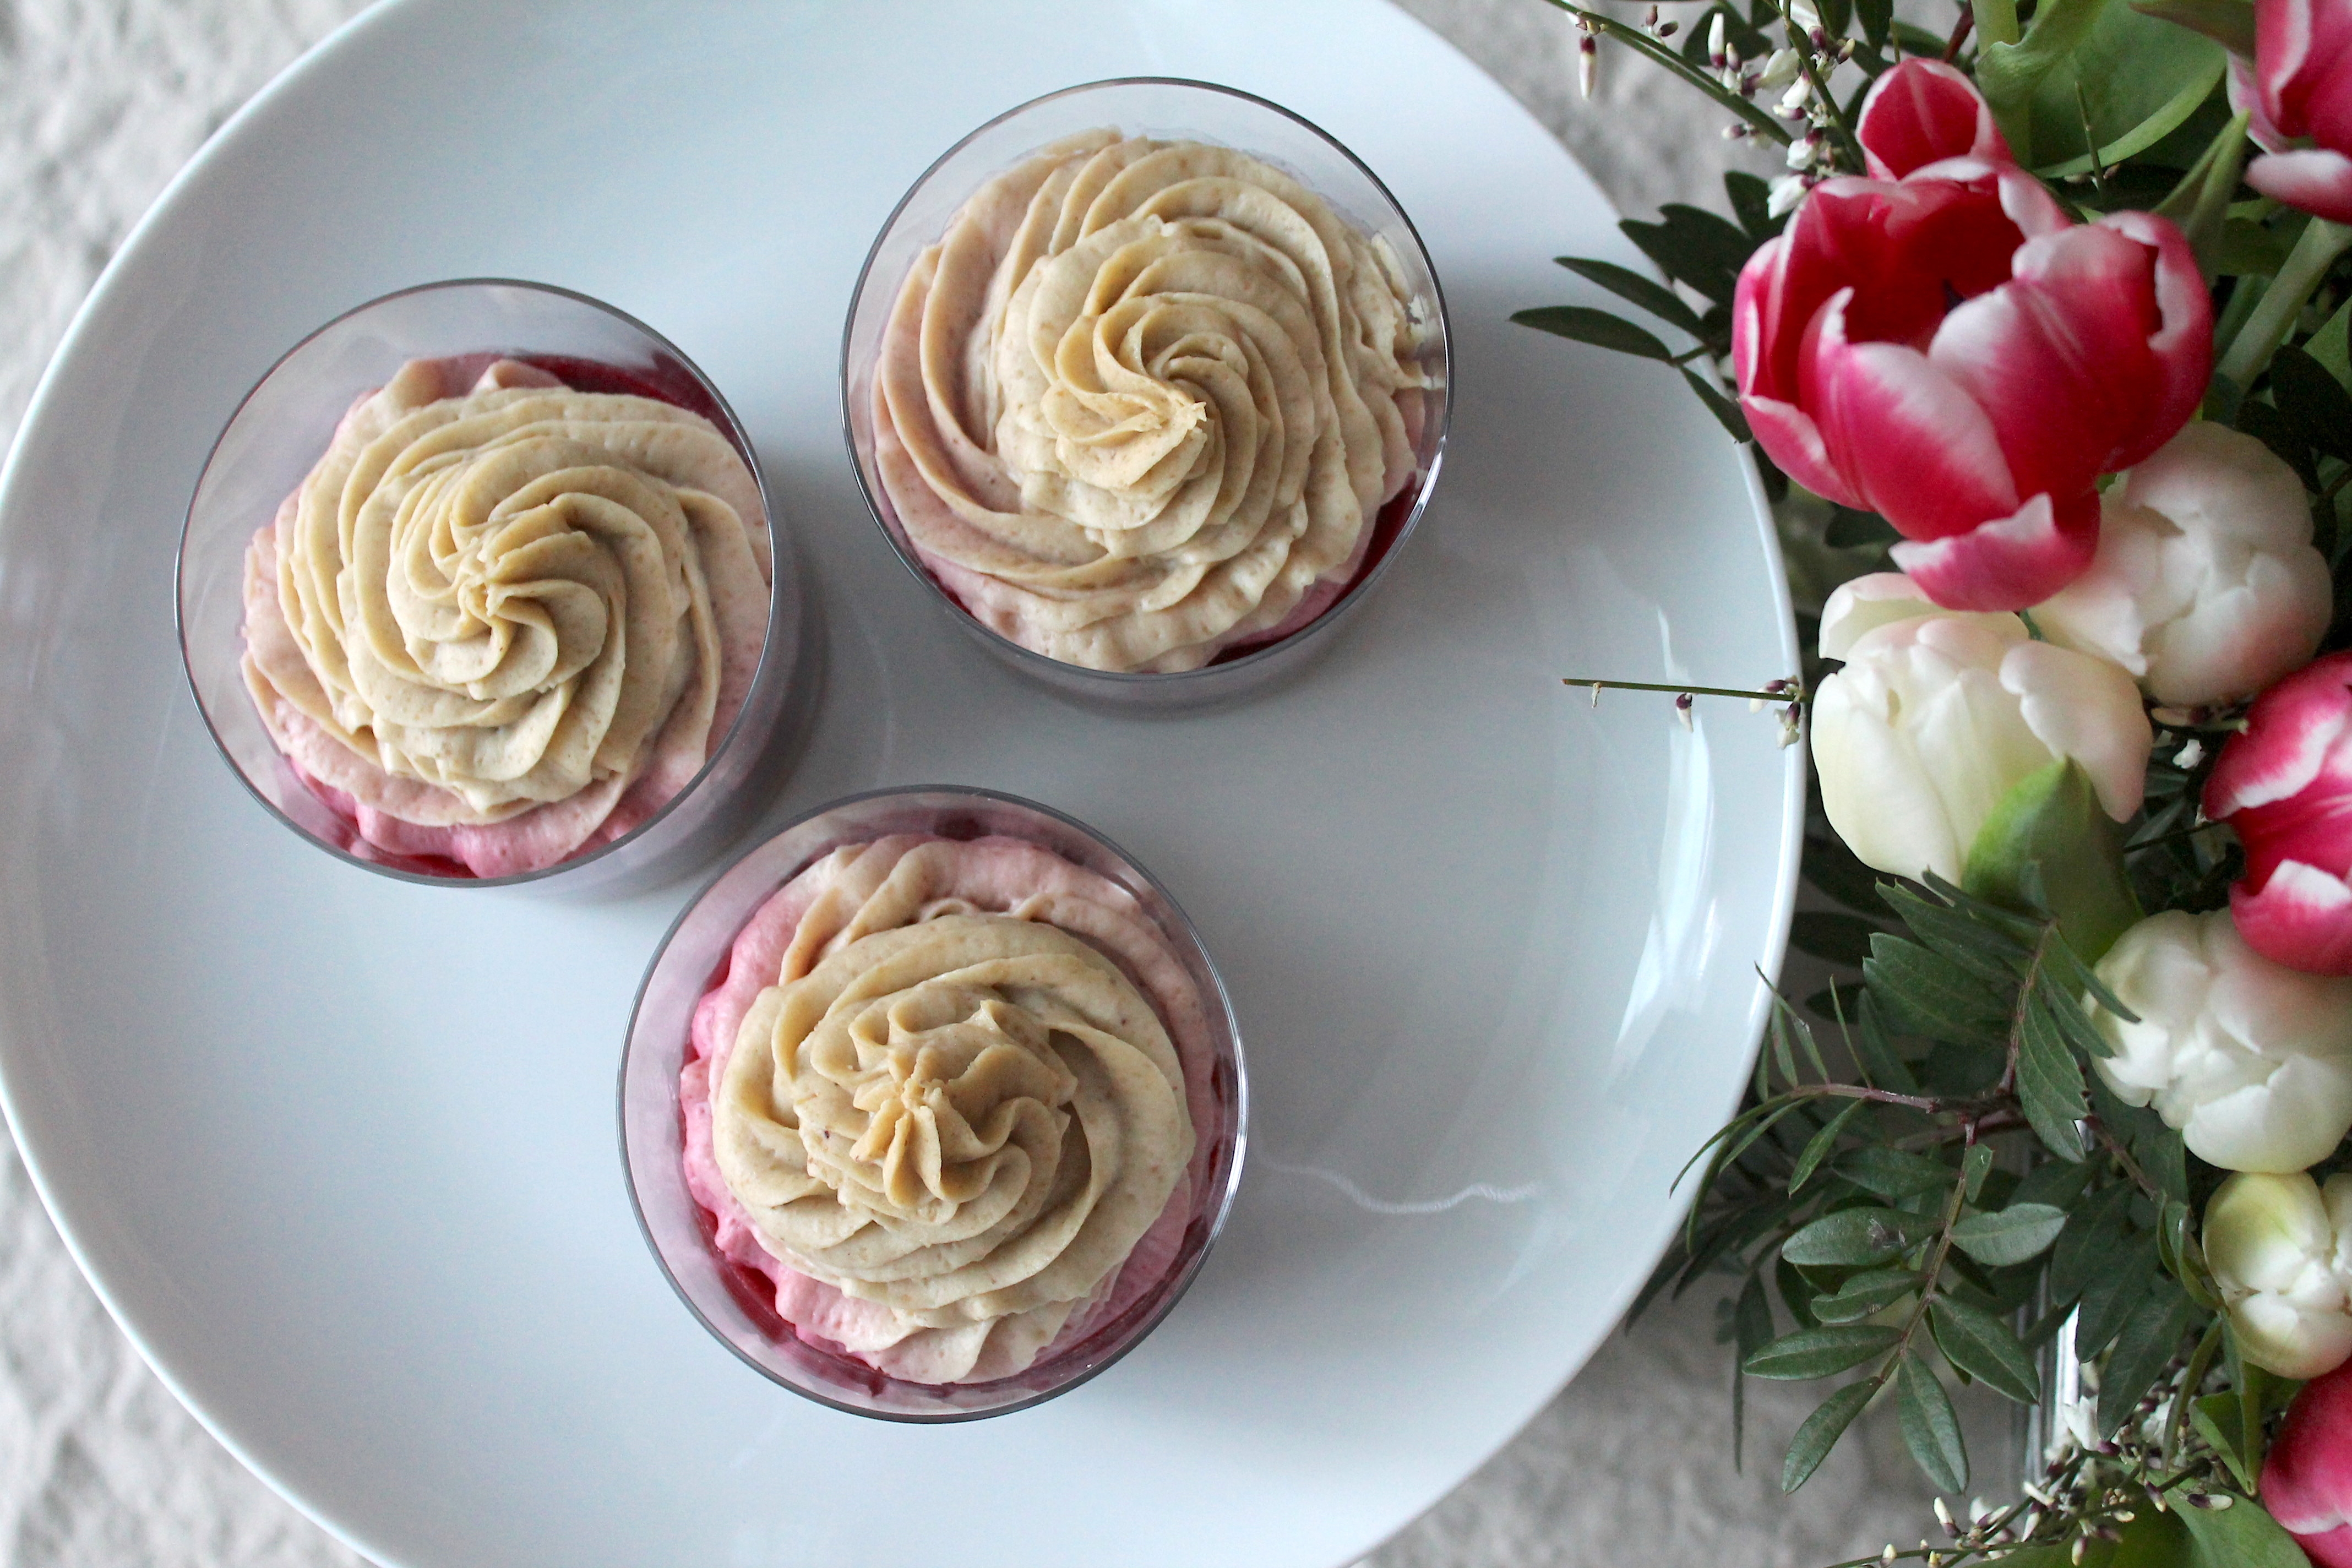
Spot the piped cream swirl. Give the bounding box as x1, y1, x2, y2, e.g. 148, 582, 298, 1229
705, 836, 1200, 1384
875, 129, 1430, 672
240, 357, 771, 873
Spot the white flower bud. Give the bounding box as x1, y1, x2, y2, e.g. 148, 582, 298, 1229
1811, 574, 2152, 885
1788, 0, 1824, 32
1757, 46, 1803, 89
2092, 910, 2352, 1172
2034, 423, 2333, 707
2205, 1171, 2352, 1379
1709, 9, 1728, 65
1767, 172, 1810, 217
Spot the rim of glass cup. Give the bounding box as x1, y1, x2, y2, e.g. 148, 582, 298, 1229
617, 783, 1251, 1422
175, 276, 785, 889
839, 75, 1453, 693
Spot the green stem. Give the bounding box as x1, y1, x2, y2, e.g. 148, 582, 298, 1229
1562, 677, 1804, 702
1776, 0, 1864, 171
1970, 0, 2019, 45
2218, 217, 2352, 388
1539, 0, 1795, 145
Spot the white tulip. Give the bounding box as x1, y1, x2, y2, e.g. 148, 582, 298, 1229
1812, 574, 2154, 884
2204, 1170, 2352, 1379
2034, 422, 2333, 708
2092, 910, 2352, 1172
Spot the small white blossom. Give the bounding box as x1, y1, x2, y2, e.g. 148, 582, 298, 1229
1766, 172, 1810, 216
1757, 46, 1803, 89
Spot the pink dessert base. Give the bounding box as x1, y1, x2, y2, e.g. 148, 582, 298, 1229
679, 835, 1219, 1389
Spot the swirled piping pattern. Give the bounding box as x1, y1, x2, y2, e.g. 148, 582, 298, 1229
875, 130, 1430, 672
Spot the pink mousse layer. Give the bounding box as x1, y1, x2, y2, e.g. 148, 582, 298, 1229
678, 835, 1218, 1384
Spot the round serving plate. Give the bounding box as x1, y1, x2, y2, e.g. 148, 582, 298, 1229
0, 3, 1801, 1566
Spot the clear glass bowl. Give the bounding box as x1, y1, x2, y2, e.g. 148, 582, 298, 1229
177, 278, 807, 892
618, 786, 1248, 1422
842, 77, 1451, 710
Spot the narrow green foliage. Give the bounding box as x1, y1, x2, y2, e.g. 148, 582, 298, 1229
1897, 1353, 1969, 1494
1510, 305, 1674, 361
1929, 1295, 2041, 1403
2100, 1280, 2206, 1437
2018, 991, 2092, 1162
1550, 256, 1708, 337
1950, 1202, 2071, 1266
1782, 1206, 1939, 1267
1744, 1323, 1902, 1379
1865, 934, 2010, 1043
1790, 1098, 1866, 1192
1619, 204, 1758, 305
1781, 1379, 1877, 1493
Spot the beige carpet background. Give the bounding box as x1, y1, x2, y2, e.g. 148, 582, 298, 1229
0, 3, 1977, 1563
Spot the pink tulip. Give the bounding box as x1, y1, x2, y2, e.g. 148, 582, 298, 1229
1732, 157, 2213, 611
2263, 1357, 2352, 1567
2205, 651, 2352, 976
2237, 0, 2352, 224
1855, 59, 2012, 178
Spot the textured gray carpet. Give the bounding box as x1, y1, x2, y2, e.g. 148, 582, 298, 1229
0, 3, 1978, 1563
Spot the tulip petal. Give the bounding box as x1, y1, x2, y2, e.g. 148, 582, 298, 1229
2093, 210, 2215, 470
1803, 294, 2020, 539
2235, 860, 2352, 977
1856, 59, 2011, 179
1739, 393, 1864, 509
1889, 487, 2100, 611
2248, 149, 2352, 224
2204, 652, 2352, 817
1818, 572, 1945, 660
2264, 1353, 2352, 1563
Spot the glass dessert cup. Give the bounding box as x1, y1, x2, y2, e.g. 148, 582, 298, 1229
619, 786, 1248, 1422
842, 77, 1451, 711
177, 278, 806, 892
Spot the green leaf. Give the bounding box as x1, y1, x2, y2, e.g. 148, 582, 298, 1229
1791, 911, 1882, 966
1834, 1146, 1954, 1201
1551, 257, 1709, 337
1781, 1378, 1877, 1493
1962, 1142, 1996, 1204
2192, 1393, 2261, 1493
2306, 293, 2352, 385
1782, 1206, 1940, 1267
1951, 1202, 2071, 1266
2100, 1277, 2204, 1437
1851, 990, 1921, 1095
1724, 170, 1785, 242
2041, 970, 2122, 1061
1744, 1322, 1902, 1379
1897, 1353, 1969, 1493
1880, 883, 2032, 986
2019, 991, 2092, 1162
2078, 1232, 2163, 1359
1980, 0, 2228, 175
2157, 107, 2257, 275
1865, 935, 2010, 1044
1811, 1268, 1919, 1323
2213, 217, 2294, 277
1855, 0, 1894, 50
2273, 344, 2352, 463
1964, 758, 2142, 962
1790, 1097, 1866, 1193
2176, 1494, 2316, 1568
2043, 927, 2139, 1024
1930, 1294, 2041, 1403
1679, 367, 1754, 442
1620, 204, 1758, 306
2132, 0, 2256, 55
1510, 306, 1674, 362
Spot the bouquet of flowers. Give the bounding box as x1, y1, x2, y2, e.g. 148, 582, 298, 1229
1528, 0, 2352, 1562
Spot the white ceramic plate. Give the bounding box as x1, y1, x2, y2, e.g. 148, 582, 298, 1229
0, 3, 1801, 1565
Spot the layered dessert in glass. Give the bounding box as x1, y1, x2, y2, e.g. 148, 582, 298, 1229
845, 79, 1450, 707
180, 281, 799, 888
622, 788, 1245, 1420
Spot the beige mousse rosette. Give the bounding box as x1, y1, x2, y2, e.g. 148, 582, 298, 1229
874, 129, 1431, 673
708, 836, 1200, 1384
240, 357, 771, 874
